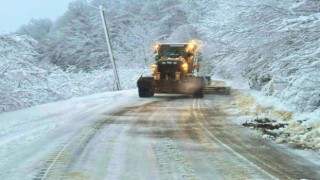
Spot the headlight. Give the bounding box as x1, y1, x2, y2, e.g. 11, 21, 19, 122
182, 63, 188, 72
151, 64, 157, 73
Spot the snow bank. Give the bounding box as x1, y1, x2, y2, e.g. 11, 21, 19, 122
232, 88, 320, 151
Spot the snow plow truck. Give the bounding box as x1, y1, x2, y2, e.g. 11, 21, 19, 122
137, 41, 205, 98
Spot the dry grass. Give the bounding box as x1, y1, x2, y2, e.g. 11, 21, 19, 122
231, 89, 293, 122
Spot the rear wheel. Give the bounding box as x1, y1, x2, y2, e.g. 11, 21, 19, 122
193, 88, 204, 98
138, 87, 152, 97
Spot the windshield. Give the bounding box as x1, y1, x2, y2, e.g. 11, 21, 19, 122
158, 45, 187, 58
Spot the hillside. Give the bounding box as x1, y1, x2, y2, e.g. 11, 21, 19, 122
0, 34, 145, 112
2, 0, 319, 115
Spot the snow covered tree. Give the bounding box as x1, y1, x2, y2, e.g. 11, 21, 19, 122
4, 0, 319, 113
16, 18, 53, 41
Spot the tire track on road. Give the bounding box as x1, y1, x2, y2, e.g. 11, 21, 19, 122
196, 96, 320, 179
193, 98, 280, 179
33, 100, 154, 180
33, 117, 115, 180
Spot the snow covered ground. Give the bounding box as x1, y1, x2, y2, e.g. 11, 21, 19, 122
0, 90, 141, 179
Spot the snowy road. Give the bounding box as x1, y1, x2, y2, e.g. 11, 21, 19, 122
0, 91, 319, 179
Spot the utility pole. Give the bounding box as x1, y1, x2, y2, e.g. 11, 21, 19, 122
99, 5, 121, 91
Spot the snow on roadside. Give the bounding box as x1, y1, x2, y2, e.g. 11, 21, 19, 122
230, 85, 320, 151
0, 89, 137, 128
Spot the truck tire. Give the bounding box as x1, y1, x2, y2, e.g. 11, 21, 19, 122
138, 87, 152, 97
193, 88, 204, 98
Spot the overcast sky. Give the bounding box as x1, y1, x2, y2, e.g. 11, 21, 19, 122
0, 0, 75, 33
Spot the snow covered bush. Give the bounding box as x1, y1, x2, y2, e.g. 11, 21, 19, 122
195, 0, 320, 112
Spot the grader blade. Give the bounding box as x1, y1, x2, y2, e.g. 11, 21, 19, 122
204, 80, 231, 95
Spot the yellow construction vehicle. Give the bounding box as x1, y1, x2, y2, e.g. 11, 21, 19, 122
137, 40, 205, 98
